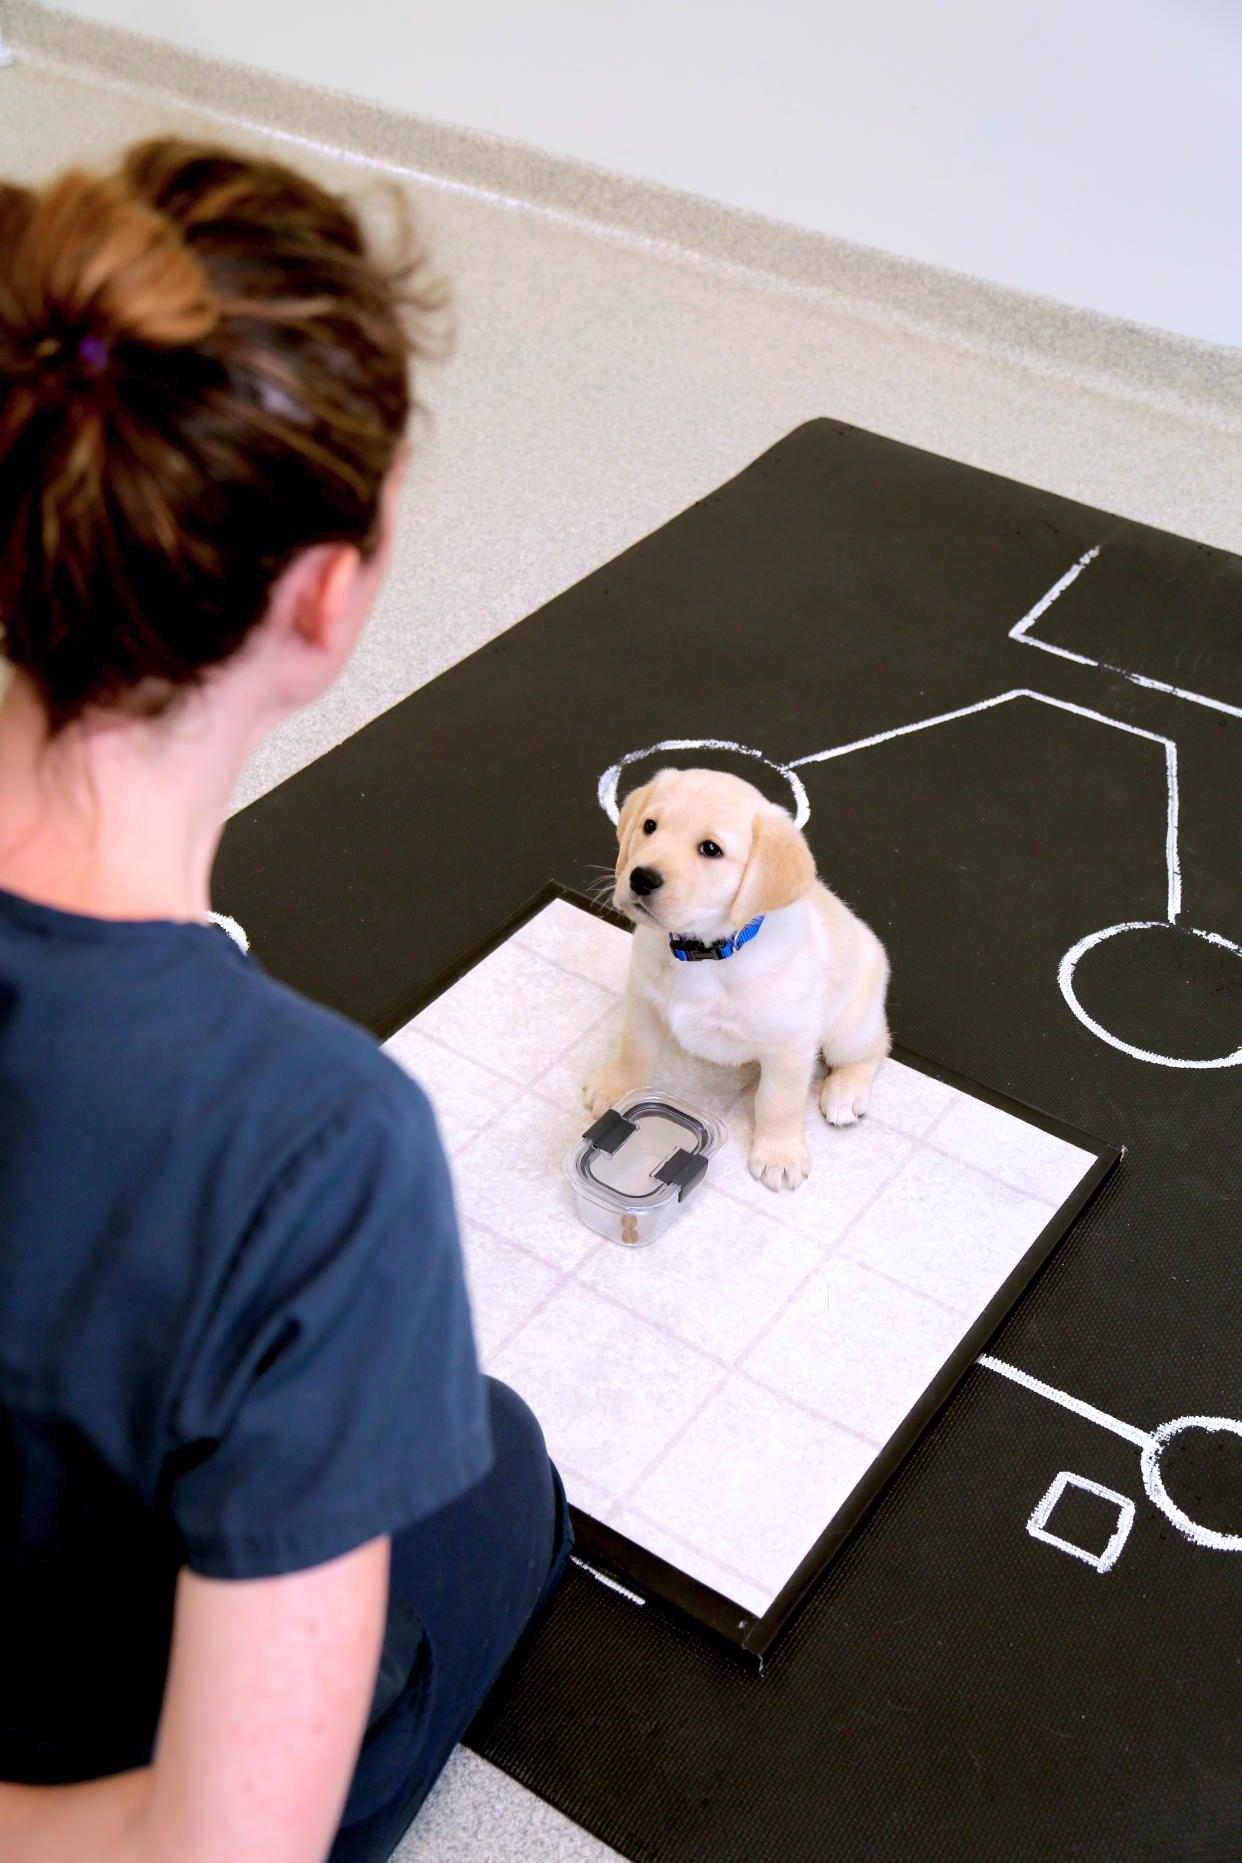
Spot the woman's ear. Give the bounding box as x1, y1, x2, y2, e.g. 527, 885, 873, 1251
730, 807, 817, 928
614, 780, 655, 877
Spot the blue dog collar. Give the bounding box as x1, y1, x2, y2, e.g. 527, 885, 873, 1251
669, 915, 765, 963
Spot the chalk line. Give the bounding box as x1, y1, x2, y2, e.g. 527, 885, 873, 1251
978, 1354, 1154, 1449
1009, 547, 1101, 662
1011, 547, 1242, 721
1122, 672, 1242, 721
569, 1556, 646, 1605
788, 688, 1181, 923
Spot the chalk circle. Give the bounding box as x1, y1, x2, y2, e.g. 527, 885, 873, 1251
1058, 920, 1242, 1068
1141, 1415, 1242, 1552
597, 739, 810, 828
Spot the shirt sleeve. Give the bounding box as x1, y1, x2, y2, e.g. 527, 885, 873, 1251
166, 1072, 493, 1579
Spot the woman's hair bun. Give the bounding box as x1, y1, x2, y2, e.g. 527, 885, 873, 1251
3, 167, 217, 359
0, 136, 447, 733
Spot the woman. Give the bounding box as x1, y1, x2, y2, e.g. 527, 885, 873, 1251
0, 138, 570, 1862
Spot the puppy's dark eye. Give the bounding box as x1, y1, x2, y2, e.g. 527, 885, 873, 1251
642, 819, 657, 835
698, 841, 723, 859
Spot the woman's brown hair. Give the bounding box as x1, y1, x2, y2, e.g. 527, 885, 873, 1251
0, 138, 451, 731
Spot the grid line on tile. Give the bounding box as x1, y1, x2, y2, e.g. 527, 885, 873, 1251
731, 1131, 923, 1369
614, 1500, 779, 1600
429, 997, 619, 1162
919, 1096, 958, 1140
732, 1366, 884, 1445
511, 925, 630, 993
472, 1201, 898, 1453
466, 1213, 586, 1274
463, 1217, 607, 1363
824, 1253, 976, 1321
612, 1365, 736, 1511
921, 1134, 1066, 1208
392, 1018, 532, 1094
552, 1268, 748, 1379
525, 1002, 625, 1098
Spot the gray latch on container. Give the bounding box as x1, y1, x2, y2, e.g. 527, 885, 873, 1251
582, 1108, 637, 1155
653, 1148, 710, 1202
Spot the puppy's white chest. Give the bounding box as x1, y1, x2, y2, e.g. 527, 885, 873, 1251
662, 966, 756, 1065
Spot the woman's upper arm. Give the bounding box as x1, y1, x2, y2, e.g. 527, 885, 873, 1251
137, 1538, 390, 1863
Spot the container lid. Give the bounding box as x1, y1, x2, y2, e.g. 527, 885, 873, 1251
563, 1089, 727, 1214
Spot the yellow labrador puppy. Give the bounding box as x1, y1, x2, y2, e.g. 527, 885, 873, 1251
585, 767, 890, 1191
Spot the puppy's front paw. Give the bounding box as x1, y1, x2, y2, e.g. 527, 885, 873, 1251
583, 1067, 637, 1120
818, 1067, 872, 1127
748, 1133, 811, 1192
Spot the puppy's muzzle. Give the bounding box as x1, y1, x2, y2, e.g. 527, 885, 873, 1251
629, 866, 663, 897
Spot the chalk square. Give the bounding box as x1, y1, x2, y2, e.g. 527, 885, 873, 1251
1027, 1470, 1135, 1573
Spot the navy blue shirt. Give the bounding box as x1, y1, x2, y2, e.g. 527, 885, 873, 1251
0, 886, 491, 1786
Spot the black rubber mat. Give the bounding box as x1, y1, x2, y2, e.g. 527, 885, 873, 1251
214, 420, 1242, 1862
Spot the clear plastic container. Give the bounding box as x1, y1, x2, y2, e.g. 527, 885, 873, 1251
563, 1089, 727, 1247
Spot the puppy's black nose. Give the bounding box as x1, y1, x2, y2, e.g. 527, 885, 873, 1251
630, 866, 663, 896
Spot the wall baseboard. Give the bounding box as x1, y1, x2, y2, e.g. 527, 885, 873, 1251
5, 0, 1240, 434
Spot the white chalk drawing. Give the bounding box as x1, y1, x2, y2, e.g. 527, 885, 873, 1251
1007, 546, 1101, 667
598, 548, 1242, 1068
981, 1354, 1242, 1560
206, 910, 250, 953
1058, 921, 1242, 1068
1010, 543, 1242, 721
569, 1556, 646, 1606
788, 685, 1182, 914
1026, 1469, 1136, 1573
598, 739, 810, 828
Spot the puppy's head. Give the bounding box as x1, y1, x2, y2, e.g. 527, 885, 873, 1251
612, 767, 816, 940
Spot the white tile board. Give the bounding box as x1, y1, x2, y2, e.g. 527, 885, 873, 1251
384, 897, 1100, 1622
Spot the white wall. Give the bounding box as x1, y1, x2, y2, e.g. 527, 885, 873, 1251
32, 0, 1242, 347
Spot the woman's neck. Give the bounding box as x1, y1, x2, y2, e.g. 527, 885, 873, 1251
0, 667, 259, 922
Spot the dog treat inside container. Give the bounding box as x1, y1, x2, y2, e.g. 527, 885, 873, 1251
564, 1090, 727, 1247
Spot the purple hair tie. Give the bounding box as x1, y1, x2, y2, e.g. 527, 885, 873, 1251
77, 333, 110, 372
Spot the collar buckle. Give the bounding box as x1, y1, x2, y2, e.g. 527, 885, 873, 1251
669, 915, 765, 963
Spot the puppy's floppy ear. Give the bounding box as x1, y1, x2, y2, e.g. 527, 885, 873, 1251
615, 780, 655, 874
730, 806, 817, 927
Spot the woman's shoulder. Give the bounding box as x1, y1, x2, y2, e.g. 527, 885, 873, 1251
194, 928, 431, 1131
